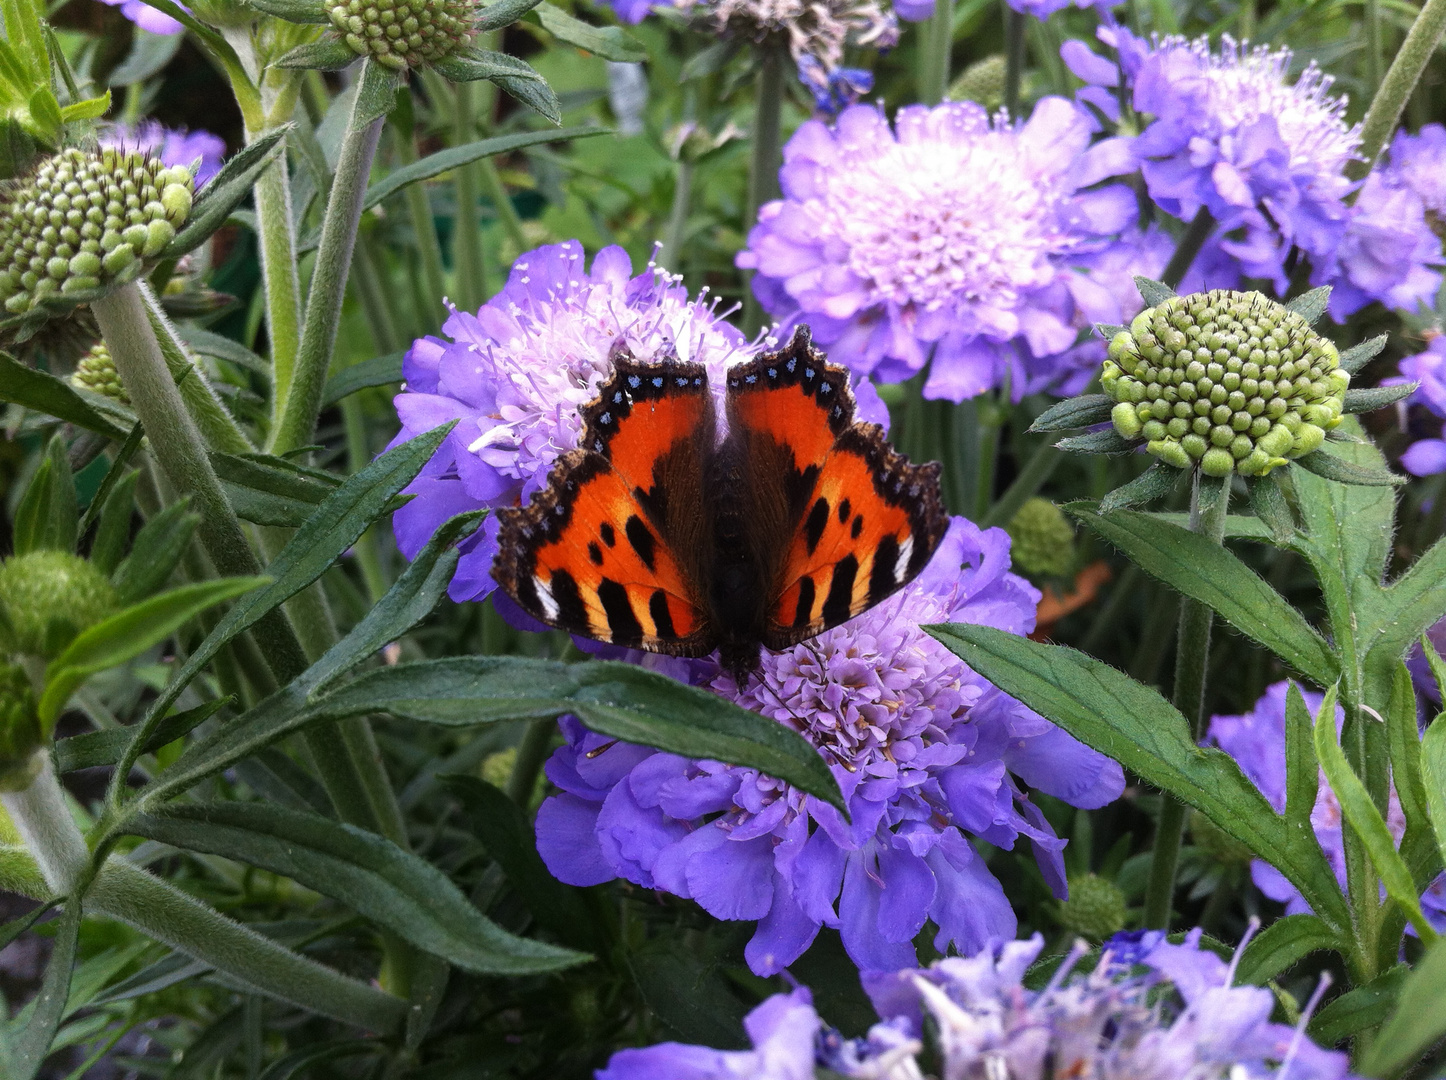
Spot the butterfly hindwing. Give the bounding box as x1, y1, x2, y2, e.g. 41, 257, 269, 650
493, 352, 716, 655
725, 328, 948, 651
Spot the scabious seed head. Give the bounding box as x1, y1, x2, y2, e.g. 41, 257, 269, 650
328, 0, 476, 70
1005, 497, 1075, 578
1102, 289, 1347, 477
0, 662, 41, 790
71, 341, 129, 405
1055, 873, 1128, 942
0, 551, 120, 660
0, 148, 193, 317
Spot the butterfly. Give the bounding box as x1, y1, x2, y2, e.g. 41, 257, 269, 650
492, 326, 949, 678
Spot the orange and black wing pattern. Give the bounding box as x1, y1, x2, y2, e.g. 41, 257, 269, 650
725, 327, 948, 650
493, 351, 716, 655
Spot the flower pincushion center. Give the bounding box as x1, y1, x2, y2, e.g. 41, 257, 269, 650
327, 0, 476, 69
1103, 289, 1348, 477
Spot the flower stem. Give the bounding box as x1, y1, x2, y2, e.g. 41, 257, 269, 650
253, 151, 303, 427
743, 44, 786, 335
451, 79, 491, 312
269, 76, 387, 456
1366, 0, 1385, 99
664, 158, 693, 271
1161, 207, 1215, 290
506, 719, 556, 806
980, 439, 1061, 529
921, 0, 955, 106
1350, 0, 1446, 179
0, 753, 88, 896
1003, 4, 1027, 119
391, 123, 448, 325
1142, 471, 1229, 929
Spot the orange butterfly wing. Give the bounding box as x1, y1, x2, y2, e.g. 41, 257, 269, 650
725, 328, 948, 650
493, 353, 716, 655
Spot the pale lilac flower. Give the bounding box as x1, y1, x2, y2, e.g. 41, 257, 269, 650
738, 99, 1138, 401
98, 0, 187, 33
1384, 337, 1446, 477
101, 121, 226, 185
1206, 681, 1446, 930
1387, 123, 1446, 222
388, 241, 752, 602
535, 518, 1124, 977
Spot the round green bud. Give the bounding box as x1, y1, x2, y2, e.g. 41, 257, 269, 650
71, 341, 129, 405
0, 551, 119, 659
0, 662, 42, 791
1103, 290, 1349, 476
1055, 873, 1128, 942
1005, 498, 1075, 579
328, 0, 475, 68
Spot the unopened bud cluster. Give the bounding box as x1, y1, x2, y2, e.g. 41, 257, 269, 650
0, 661, 41, 785
1103, 290, 1348, 477
1005, 497, 1075, 579
328, 0, 475, 70
0, 148, 193, 315
1056, 873, 1128, 942
72, 342, 129, 404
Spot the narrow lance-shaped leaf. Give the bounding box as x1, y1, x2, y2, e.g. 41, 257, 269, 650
1133, 275, 1178, 306
1359, 935, 1446, 1078
162, 126, 292, 260
1339, 334, 1387, 374
0, 352, 132, 440
13, 433, 77, 556
55, 698, 229, 773
1386, 661, 1442, 887
1366, 538, 1446, 680
1284, 285, 1331, 325
1097, 463, 1182, 513
1246, 473, 1294, 543
1294, 448, 1405, 486
111, 499, 199, 603
531, 2, 646, 61
1028, 394, 1114, 433
78, 429, 143, 547
1344, 383, 1416, 413
1234, 914, 1341, 986
9, 898, 81, 1080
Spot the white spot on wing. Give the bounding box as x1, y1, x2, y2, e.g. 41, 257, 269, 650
894, 535, 913, 582
535, 576, 559, 620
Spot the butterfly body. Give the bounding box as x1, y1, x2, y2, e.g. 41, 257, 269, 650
493, 327, 949, 678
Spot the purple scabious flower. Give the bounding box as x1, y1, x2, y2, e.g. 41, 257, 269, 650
1323, 164, 1443, 320
100, 121, 226, 186
97, 0, 187, 33
1391, 337, 1446, 476
598, 932, 1361, 1080
737, 99, 1139, 402
535, 517, 1124, 976
1387, 123, 1446, 224
1206, 681, 1446, 930
388, 241, 753, 603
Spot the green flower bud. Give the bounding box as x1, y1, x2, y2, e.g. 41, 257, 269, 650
1005, 498, 1075, 579
1055, 873, 1128, 942
947, 54, 1007, 110
327, 0, 476, 69
0, 662, 42, 791
0, 551, 119, 659
71, 341, 129, 405
1102, 290, 1348, 476
0, 148, 194, 317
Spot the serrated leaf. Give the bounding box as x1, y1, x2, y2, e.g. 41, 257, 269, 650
1284, 285, 1331, 325
1133, 275, 1177, 307
241, 0, 330, 21
1344, 383, 1416, 413
1069, 507, 1338, 686
1339, 334, 1388, 374
274, 39, 360, 70
55, 698, 228, 773
40, 577, 266, 729
1028, 394, 1114, 433
9, 898, 81, 1080
124, 802, 588, 974
1312, 684, 1437, 942
1366, 538, 1446, 681
361, 127, 604, 211
1098, 462, 1182, 512
1246, 473, 1294, 543
14, 432, 77, 555
1360, 936, 1446, 1078
1233, 914, 1339, 985
532, 3, 646, 61
475, 0, 546, 31
111, 499, 199, 603
1294, 448, 1406, 486
925, 624, 1353, 934
162, 126, 291, 261
1055, 428, 1140, 455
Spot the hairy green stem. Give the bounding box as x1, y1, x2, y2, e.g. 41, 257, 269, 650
351, 234, 404, 356
664, 159, 694, 270
980, 440, 1061, 529
270, 93, 386, 456
452, 81, 490, 312
1350, 0, 1446, 179
1003, 5, 1026, 119
921, 0, 954, 105
506, 719, 556, 807
253, 155, 303, 423
392, 125, 448, 325
1, 754, 88, 896
1161, 207, 1216, 290
743, 45, 786, 334
141, 285, 254, 455
1142, 473, 1229, 929
1365, 0, 1384, 97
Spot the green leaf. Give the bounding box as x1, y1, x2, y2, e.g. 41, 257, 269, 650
89, 468, 139, 578
1133, 275, 1177, 307
1282, 687, 1335, 894
352, 57, 401, 125
0, 898, 58, 955
255, 1042, 380, 1080
926, 624, 1353, 933
318, 657, 845, 811
125, 802, 588, 975
432, 48, 560, 124
1246, 473, 1295, 543
26, 85, 61, 144
1345, 383, 1416, 413
679, 38, 739, 80
1069, 507, 1338, 686
1294, 448, 1405, 486
1098, 463, 1182, 513
1029, 394, 1115, 433
1054, 429, 1140, 455
240, 0, 331, 21
57, 92, 110, 122
322, 352, 404, 407
211, 452, 343, 528
1366, 538, 1446, 680
40, 577, 266, 729
1422, 714, 1446, 872
163, 126, 292, 261
1284, 285, 1331, 325
1312, 684, 1437, 942
1387, 662, 1442, 888
442, 775, 601, 951
14, 432, 77, 555
1360, 936, 1446, 1078
78, 425, 143, 546
361, 127, 604, 212
531, 3, 646, 61
1339, 334, 1388, 375
475, 0, 546, 31
110, 499, 199, 604
1309, 965, 1408, 1045
0, 352, 132, 439
273, 38, 358, 72
106, 28, 181, 84
9, 899, 81, 1080
1233, 914, 1340, 985
174, 327, 269, 378
54, 699, 228, 773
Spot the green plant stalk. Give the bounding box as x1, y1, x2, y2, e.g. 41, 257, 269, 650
141, 285, 254, 455
87, 859, 406, 1032
1161, 208, 1216, 290
452, 80, 490, 312
343, 396, 390, 604
351, 233, 404, 355
391, 125, 448, 323
980, 440, 1062, 529
1003, 4, 1026, 119
480, 155, 528, 259
1142, 473, 1229, 929
664, 158, 693, 270
921, 0, 954, 106
1365, 0, 1384, 100
743, 44, 786, 335
506, 719, 556, 806
1350, 0, 1446, 179
270, 95, 387, 456
254, 156, 304, 425
0, 753, 89, 896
